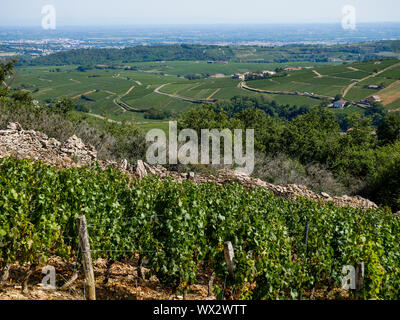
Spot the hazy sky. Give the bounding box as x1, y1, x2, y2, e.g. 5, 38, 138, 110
1, 0, 399, 26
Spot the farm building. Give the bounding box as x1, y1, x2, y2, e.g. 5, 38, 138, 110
210, 73, 226, 78
284, 67, 302, 72
232, 73, 245, 80
360, 95, 382, 106
333, 99, 346, 108
368, 84, 379, 90
368, 95, 382, 102
208, 61, 228, 64
262, 70, 276, 76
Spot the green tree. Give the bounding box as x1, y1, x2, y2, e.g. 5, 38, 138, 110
54, 97, 75, 114
319, 99, 330, 108
0, 59, 16, 97
370, 149, 400, 211
332, 113, 377, 178
377, 113, 400, 145
11, 90, 34, 105
365, 102, 386, 127
234, 108, 284, 154
334, 94, 343, 101
281, 107, 341, 165
178, 104, 235, 132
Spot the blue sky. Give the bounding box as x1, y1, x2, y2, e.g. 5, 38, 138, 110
1, 0, 399, 26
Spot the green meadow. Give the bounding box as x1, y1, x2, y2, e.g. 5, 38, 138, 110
11, 58, 400, 130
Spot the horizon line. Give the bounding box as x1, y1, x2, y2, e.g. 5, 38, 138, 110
1, 21, 400, 28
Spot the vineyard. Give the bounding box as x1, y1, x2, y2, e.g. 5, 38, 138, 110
1, 157, 400, 300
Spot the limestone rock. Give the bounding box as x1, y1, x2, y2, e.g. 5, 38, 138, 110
135, 160, 147, 179
121, 159, 128, 171
0, 122, 97, 166
7, 122, 22, 131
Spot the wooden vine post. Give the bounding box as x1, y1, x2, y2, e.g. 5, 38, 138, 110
355, 262, 365, 300
77, 215, 96, 300
299, 221, 309, 300
224, 241, 235, 276
223, 241, 235, 300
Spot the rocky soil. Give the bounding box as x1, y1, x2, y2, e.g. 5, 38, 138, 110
0, 256, 213, 301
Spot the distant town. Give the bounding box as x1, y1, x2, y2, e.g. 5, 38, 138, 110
0, 38, 128, 57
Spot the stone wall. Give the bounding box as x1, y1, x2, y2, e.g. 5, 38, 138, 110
0, 122, 378, 211
0, 122, 97, 166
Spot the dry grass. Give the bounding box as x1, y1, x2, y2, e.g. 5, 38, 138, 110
378, 80, 400, 106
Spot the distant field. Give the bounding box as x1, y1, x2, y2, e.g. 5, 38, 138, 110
345, 87, 376, 102
344, 59, 400, 105
332, 70, 369, 79
124, 60, 331, 77
10, 58, 400, 128
13, 61, 328, 123
352, 59, 400, 73
246, 68, 352, 98
12, 66, 186, 121
379, 68, 400, 79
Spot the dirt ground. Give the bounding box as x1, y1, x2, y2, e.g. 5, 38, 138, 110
0, 257, 352, 301
0, 256, 215, 301
379, 80, 400, 105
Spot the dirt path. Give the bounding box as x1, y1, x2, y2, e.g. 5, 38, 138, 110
187, 83, 201, 91
38, 78, 52, 83
35, 88, 53, 94
312, 70, 322, 78
113, 85, 135, 111
69, 79, 81, 84
343, 76, 370, 98
113, 97, 145, 113
240, 81, 334, 101
154, 84, 216, 104
113, 86, 148, 113
105, 90, 117, 99
124, 85, 135, 96
207, 88, 221, 100
87, 113, 122, 124
292, 81, 312, 86
72, 90, 97, 100
347, 66, 361, 71
343, 61, 400, 99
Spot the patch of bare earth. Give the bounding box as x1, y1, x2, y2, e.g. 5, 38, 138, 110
0, 256, 215, 300
378, 80, 400, 105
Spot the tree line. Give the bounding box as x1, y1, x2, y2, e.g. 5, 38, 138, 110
179, 96, 400, 211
